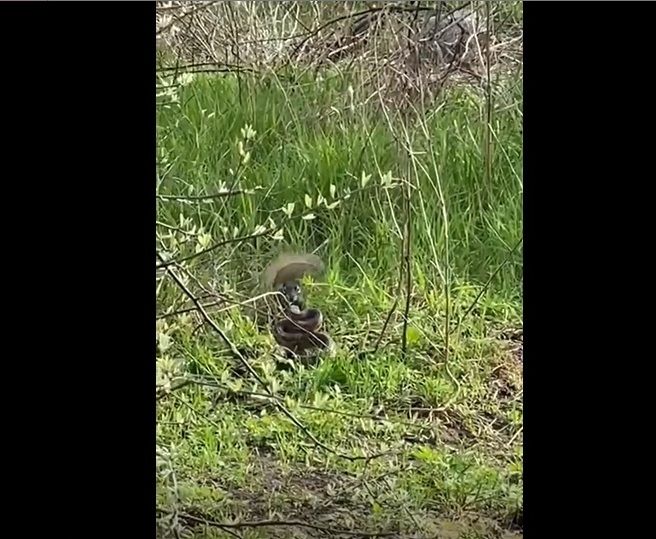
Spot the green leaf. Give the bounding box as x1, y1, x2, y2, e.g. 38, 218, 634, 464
282, 202, 295, 217
405, 326, 421, 345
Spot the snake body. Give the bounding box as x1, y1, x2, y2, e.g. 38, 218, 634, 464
271, 280, 334, 356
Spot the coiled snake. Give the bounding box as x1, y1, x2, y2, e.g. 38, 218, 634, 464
262, 253, 334, 356
273, 281, 334, 355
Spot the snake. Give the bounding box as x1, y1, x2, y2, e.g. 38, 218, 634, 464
271, 280, 334, 356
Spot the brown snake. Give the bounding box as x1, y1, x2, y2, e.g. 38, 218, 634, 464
272, 281, 334, 356
262, 253, 334, 356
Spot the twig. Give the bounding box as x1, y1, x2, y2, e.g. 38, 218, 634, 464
226, 0, 243, 107
400, 162, 413, 358
156, 300, 223, 320
157, 254, 269, 385
156, 379, 193, 401
156, 220, 198, 237
484, 0, 493, 201
159, 508, 396, 537
158, 65, 264, 76
156, 62, 294, 81
372, 243, 404, 354
155, 228, 274, 269
160, 508, 242, 539
156, 189, 254, 201
507, 425, 523, 447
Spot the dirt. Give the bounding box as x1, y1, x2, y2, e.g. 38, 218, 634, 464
171, 455, 522, 539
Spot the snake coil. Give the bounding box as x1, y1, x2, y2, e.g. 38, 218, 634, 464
261, 253, 334, 356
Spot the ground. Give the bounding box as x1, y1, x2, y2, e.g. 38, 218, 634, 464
156, 278, 522, 538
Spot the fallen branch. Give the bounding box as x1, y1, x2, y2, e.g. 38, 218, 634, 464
156, 379, 193, 401
158, 508, 397, 537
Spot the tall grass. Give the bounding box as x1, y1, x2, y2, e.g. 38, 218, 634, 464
157, 72, 522, 305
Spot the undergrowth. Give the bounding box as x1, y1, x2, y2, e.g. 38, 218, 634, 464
156, 19, 523, 538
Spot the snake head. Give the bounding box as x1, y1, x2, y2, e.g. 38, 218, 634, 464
278, 280, 304, 309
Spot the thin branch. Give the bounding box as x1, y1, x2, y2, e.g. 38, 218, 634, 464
371, 222, 406, 355
156, 189, 254, 201
156, 228, 274, 269
371, 292, 399, 355
156, 220, 200, 238
400, 161, 413, 357
160, 508, 242, 538
159, 66, 262, 76
156, 379, 193, 401
484, 0, 493, 200
156, 299, 223, 320
159, 508, 396, 537
157, 254, 269, 385
226, 0, 243, 107
156, 62, 294, 80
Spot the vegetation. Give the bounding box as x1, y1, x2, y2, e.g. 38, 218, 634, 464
157, 2, 522, 537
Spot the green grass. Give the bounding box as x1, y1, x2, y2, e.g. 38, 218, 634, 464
157, 65, 522, 538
